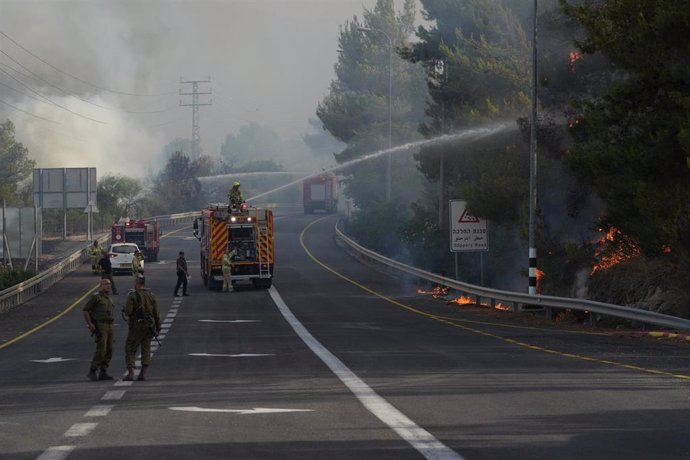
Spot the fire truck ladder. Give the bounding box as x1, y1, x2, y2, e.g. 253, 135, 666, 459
257, 224, 271, 279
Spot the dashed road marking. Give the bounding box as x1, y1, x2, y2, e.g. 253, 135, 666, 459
64, 423, 97, 437
101, 390, 126, 401
36, 446, 75, 460
84, 405, 113, 417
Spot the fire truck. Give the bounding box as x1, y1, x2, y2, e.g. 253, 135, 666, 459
111, 218, 161, 262
194, 203, 274, 290
303, 173, 338, 214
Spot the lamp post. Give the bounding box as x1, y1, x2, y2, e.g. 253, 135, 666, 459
528, 0, 539, 296
358, 26, 393, 202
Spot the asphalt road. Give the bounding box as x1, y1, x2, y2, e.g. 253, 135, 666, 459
1, 209, 689, 460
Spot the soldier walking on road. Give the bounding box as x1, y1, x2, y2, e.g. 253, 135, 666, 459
89, 240, 101, 275
124, 276, 161, 381
98, 251, 118, 295
173, 251, 190, 297
83, 279, 116, 381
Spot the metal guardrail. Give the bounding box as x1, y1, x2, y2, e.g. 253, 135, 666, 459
4, 210, 688, 333
0, 234, 111, 314
335, 224, 690, 332
0, 212, 202, 314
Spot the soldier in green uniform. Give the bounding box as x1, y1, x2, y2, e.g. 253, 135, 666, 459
83, 279, 116, 381
123, 276, 161, 381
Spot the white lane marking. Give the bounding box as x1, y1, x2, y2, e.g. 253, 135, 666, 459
269, 286, 464, 460
169, 406, 313, 414
101, 390, 126, 401
85, 405, 113, 417
163, 318, 174, 324
64, 423, 97, 437
115, 380, 133, 387
30, 357, 76, 363
188, 353, 274, 358
36, 446, 75, 460
198, 319, 260, 323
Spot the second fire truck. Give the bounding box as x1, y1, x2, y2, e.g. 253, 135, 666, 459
111, 218, 161, 261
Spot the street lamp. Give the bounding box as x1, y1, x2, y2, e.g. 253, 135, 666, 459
528, 0, 538, 296
358, 26, 393, 202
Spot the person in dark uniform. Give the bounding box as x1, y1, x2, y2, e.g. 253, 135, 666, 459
98, 250, 118, 295
174, 251, 190, 297
124, 276, 161, 381
83, 279, 116, 381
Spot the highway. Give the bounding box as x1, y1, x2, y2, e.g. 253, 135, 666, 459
1, 209, 689, 459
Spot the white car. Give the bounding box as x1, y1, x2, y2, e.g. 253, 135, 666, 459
108, 243, 140, 275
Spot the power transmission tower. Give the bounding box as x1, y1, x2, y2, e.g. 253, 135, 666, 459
179, 77, 212, 158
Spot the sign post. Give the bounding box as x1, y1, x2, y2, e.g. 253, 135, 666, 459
449, 200, 488, 282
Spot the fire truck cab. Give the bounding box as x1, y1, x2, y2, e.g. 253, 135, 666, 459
195, 203, 274, 290
111, 218, 161, 262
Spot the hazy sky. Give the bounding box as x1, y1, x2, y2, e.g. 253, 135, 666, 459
0, 0, 413, 178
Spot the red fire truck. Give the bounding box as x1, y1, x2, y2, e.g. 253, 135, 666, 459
194, 204, 274, 290
111, 218, 161, 262
303, 173, 338, 214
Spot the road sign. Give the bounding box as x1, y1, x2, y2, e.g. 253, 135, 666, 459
449, 200, 488, 252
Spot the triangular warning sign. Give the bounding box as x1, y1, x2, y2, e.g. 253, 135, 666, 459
459, 208, 480, 223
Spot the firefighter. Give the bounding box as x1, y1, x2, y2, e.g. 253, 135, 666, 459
89, 240, 102, 275
221, 245, 237, 292
227, 181, 244, 209
132, 250, 145, 286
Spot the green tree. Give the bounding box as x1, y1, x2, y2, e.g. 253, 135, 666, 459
562, 0, 690, 259
316, 0, 426, 207
0, 120, 35, 206
151, 151, 207, 213
219, 123, 285, 171
96, 175, 143, 229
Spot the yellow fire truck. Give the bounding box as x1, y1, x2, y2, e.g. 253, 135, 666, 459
194, 203, 274, 290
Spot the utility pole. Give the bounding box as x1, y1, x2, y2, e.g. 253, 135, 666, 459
180, 77, 212, 159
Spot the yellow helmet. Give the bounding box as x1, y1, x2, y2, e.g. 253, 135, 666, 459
233, 181, 240, 187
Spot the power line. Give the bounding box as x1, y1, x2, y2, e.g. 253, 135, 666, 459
0, 30, 177, 97
0, 97, 61, 124
0, 56, 176, 115
0, 66, 106, 124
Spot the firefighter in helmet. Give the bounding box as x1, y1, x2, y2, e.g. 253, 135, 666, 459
221, 245, 237, 292
132, 249, 145, 285
227, 181, 244, 209
89, 240, 102, 275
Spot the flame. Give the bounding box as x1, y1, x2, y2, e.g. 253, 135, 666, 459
416, 285, 449, 298
591, 226, 641, 274
446, 296, 512, 312
569, 50, 582, 69
417, 286, 512, 312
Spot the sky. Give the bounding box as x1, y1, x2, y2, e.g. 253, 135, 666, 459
0, 0, 414, 178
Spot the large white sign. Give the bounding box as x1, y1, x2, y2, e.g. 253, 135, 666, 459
33, 168, 97, 209
449, 200, 488, 252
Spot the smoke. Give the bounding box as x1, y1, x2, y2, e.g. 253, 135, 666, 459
0, 0, 402, 179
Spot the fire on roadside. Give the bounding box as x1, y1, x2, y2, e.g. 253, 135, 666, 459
416, 288, 512, 312
591, 226, 641, 274
416, 285, 449, 298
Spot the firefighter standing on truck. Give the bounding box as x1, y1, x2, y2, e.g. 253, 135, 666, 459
89, 240, 101, 275
222, 245, 237, 292
227, 181, 243, 209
